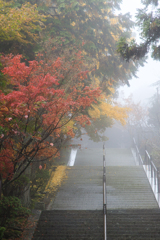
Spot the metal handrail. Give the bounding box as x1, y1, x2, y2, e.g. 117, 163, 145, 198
133, 138, 143, 165
103, 143, 107, 240
132, 137, 160, 207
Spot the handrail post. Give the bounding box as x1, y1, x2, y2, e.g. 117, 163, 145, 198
133, 137, 160, 207
157, 171, 160, 207
103, 143, 107, 240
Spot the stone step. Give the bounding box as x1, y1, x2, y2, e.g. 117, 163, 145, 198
73, 148, 135, 166
105, 148, 136, 166
51, 166, 103, 210
32, 210, 103, 240
32, 209, 160, 240
107, 209, 160, 239
106, 166, 158, 209
51, 166, 158, 210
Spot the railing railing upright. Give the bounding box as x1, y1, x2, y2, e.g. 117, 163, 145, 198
133, 138, 143, 165
133, 137, 160, 207
103, 143, 107, 240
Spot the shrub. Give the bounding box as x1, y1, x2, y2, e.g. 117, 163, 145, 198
0, 196, 30, 239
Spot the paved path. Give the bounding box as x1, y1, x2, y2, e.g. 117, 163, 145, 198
33, 209, 160, 240
74, 148, 135, 166
105, 148, 135, 166
33, 210, 103, 240
107, 166, 158, 209
32, 147, 159, 239
51, 166, 103, 210
50, 148, 158, 210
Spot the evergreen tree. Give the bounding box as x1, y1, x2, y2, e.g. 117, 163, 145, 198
117, 0, 160, 61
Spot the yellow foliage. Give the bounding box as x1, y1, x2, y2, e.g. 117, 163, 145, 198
71, 21, 76, 26
61, 120, 77, 133
88, 105, 101, 118
45, 166, 67, 193
111, 32, 119, 41
110, 18, 118, 25
96, 60, 100, 70
0, 1, 46, 43
91, 76, 100, 88
79, 0, 86, 7
42, 167, 70, 210
108, 87, 115, 94
88, 94, 130, 126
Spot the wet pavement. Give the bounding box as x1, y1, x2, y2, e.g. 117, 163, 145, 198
106, 166, 158, 209
51, 166, 103, 210
33, 209, 160, 240
31, 124, 160, 239
74, 148, 103, 166
51, 147, 158, 210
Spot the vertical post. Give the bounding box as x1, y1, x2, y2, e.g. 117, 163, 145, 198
149, 156, 152, 180
144, 150, 147, 171
103, 143, 107, 240
155, 170, 158, 193
157, 171, 160, 207
151, 162, 153, 187
146, 152, 149, 175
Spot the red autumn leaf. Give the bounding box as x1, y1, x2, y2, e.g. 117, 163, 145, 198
0, 52, 101, 191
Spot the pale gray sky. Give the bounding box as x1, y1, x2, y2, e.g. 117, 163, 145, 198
118, 0, 160, 104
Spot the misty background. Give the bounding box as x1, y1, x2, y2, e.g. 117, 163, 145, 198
118, 0, 160, 104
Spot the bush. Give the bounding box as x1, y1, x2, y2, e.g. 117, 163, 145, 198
30, 169, 50, 198
30, 168, 50, 209
0, 227, 5, 239
0, 196, 31, 239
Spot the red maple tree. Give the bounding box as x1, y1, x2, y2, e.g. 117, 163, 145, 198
0, 53, 101, 195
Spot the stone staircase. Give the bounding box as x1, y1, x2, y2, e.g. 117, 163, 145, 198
106, 166, 158, 209
32, 210, 103, 240
107, 209, 160, 239
32, 209, 160, 240
32, 148, 160, 240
